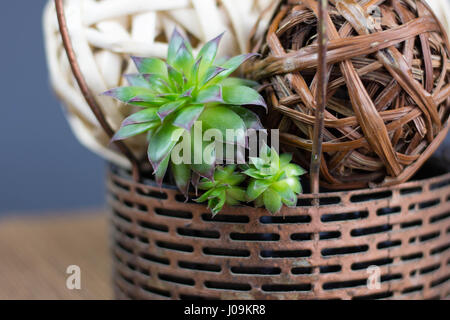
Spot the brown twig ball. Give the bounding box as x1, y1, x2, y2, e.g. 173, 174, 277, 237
247, 0, 450, 190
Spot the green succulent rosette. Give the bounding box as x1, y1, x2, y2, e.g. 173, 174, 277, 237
195, 165, 247, 216
243, 145, 306, 214
103, 30, 265, 195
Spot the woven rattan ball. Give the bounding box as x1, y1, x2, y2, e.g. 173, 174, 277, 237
248, 0, 450, 189
43, 0, 276, 167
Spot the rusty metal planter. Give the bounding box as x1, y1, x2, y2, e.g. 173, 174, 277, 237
108, 163, 450, 300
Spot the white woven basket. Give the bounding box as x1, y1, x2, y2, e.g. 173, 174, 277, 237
43, 0, 450, 168
43, 0, 277, 167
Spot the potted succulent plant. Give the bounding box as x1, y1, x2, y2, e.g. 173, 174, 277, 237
49, 0, 450, 300
102, 29, 306, 217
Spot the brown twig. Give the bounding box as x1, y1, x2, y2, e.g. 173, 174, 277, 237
54, 0, 141, 182
310, 0, 329, 202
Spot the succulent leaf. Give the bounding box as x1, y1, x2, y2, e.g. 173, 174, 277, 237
141, 74, 171, 93
102, 87, 155, 103
173, 105, 204, 131
131, 57, 168, 79
195, 165, 247, 216
154, 154, 170, 186
211, 53, 259, 84
221, 77, 259, 88
198, 106, 247, 147
201, 66, 227, 86
195, 85, 223, 104
190, 139, 216, 180
244, 147, 305, 214
167, 29, 192, 66
227, 106, 263, 130
166, 64, 184, 90
222, 85, 267, 109
263, 188, 283, 214
171, 161, 191, 196
226, 188, 247, 204
157, 100, 186, 120
112, 122, 158, 141
122, 108, 159, 126
147, 123, 184, 171
247, 179, 271, 201
210, 192, 226, 216
197, 33, 224, 77
125, 74, 152, 89
173, 42, 195, 76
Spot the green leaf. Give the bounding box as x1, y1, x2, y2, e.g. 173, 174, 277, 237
181, 87, 194, 98
254, 195, 264, 208
222, 85, 267, 109
279, 153, 293, 167
250, 157, 266, 170
281, 177, 302, 194
195, 188, 215, 203
124, 74, 152, 89
173, 105, 204, 131
167, 29, 193, 66
225, 173, 246, 186
260, 144, 271, 158
128, 99, 167, 108
263, 188, 283, 214
188, 57, 202, 88
131, 57, 168, 79
141, 74, 171, 93
191, 138, 216, 180
226, 187, 246, 204
221, 77, 259, 88
271, 183, 297, 207
269, 147, 280, 172
198, 33, 224, 78
154, 154, 170, 186
173, 42, 195, 76
210, 191, 226, 216
214, 166, 244, 186
157, 100, 186, 120
171, 161, 191, 196
243, 168, 265, 179
147, 123, 185, 171
195, 85, 223, 104
201, 66, 227, 86
112, 122, 158, 141
197, 179, 215, 190
102, 86, 155, 103
211, 53, 259, 84
284, 163, 306, 177
227, 106, 263, 130
122, 107, 159, 126
166, 64, 184, 90
198, 106, 247, 147
247, 179, 271, 201
213, 166, 229, 182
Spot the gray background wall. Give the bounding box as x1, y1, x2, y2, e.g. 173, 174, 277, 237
0, 1, 104, 215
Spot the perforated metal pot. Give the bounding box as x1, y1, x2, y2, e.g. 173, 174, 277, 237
107, 163, 450, 300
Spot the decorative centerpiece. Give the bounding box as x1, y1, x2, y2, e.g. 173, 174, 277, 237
45, 0, 450, 300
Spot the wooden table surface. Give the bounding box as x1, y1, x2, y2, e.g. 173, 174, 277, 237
0, 210, 113, 300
